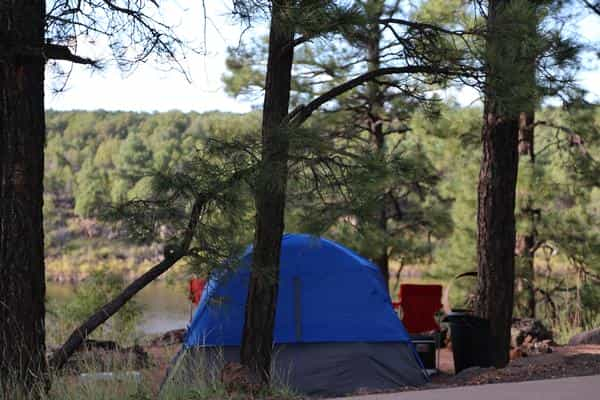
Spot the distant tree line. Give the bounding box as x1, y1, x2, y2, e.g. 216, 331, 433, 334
45, 105, 600, 336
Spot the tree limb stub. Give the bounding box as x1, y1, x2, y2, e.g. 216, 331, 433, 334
48, 197, 204, 371
44, 44, 98, 66
0, 43, 97, 66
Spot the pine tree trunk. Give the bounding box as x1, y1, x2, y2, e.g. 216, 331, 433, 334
0, 0, 47, 391
240, 0, 294, 383
366, 1, 389, 288
475, 0, 520, 369
476, 112, 519, 368
517, 110, 536, 319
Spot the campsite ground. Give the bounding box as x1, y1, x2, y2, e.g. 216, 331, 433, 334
429, 344, 600, 388
146, 343, 600, 397
326, 345, 600, 399
56, 343, 600, 399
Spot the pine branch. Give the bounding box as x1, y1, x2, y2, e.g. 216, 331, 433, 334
287, 65, 452, 127
582, 0, 600, 16
379, 18, 481, 37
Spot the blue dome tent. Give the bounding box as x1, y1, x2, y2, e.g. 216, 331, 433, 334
162, 234, 427, 396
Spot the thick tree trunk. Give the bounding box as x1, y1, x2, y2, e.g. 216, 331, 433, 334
240, 0, 294, 383
517, 110, 536, 318
0, 0, 47, 391
475, 0, 520, 369
476, 112, 519, 368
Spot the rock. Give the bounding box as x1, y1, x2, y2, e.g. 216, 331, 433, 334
511, 318, 553, 347
568, 328, 600, 346
521, 341, 553, 356
510, 347, 524, 360
454, 366, 495, 380
149, 328, 186, 346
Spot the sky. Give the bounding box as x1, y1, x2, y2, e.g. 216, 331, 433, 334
44, 2, 600, 114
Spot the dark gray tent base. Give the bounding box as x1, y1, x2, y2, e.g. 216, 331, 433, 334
161, 342, 427, 397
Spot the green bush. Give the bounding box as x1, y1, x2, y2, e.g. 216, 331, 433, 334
52, 270, 143, 344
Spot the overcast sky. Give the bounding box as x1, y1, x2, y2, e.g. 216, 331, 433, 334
44, 2, 600, 114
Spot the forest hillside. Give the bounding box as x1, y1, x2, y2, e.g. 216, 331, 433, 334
45, 107, 600, 340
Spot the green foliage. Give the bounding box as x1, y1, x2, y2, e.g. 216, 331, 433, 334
581, 282, 600, 329
412, 105, 481, 280
51, 270, 142, 343
223, 0, 465, 285
223, 39, 267, 99
44, 98, 600, 334
74, 159, 110, 217
44, 110, 265, 289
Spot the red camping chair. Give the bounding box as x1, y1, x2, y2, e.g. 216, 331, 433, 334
393, 284, 443, 372
397, 284, 443, 334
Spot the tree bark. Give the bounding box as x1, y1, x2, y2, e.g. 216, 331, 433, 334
476, 112, 519, 368
240, 0, 295, 383
0, 0, 47, 391
475, 0, 520, 369
366, 1, 390, 289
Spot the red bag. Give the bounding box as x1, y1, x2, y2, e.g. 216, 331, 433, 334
189, 278, 206, 306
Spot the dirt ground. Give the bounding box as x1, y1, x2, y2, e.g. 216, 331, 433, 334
106, 343, 600, 397
143, 344, 181, 392
428, 344, 600, 388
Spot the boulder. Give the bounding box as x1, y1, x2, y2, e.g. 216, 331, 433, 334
511, 318, 553, 347
568, 328, 600, 346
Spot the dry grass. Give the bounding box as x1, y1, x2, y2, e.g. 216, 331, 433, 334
2, 344, 301, 400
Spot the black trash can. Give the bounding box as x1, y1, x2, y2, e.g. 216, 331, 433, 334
443, 312, 492, 373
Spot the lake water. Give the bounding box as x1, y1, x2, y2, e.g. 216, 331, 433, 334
47, 280, 192, 336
